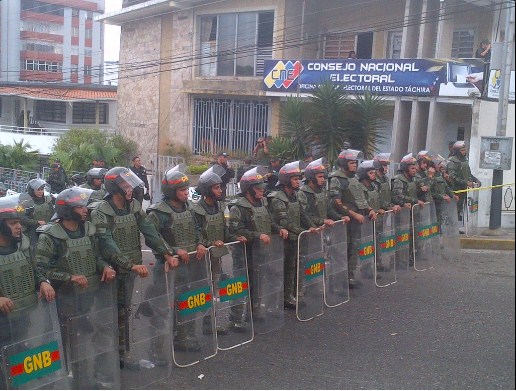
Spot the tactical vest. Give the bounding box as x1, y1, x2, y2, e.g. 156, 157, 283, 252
150, 202, 197, 252
0, 236, 37, 311
33, 196, 54, 223
194, 202, 225, 244
111, 212, 142, 264
405, 176, 418, 200
237, 197, 272, 234
377, 175, 391, 207
301, 186, 327, 219
363, 182, 381, 211
276, 191, 301, 236
434, 176, 448, 201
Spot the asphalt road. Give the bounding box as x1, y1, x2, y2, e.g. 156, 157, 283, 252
145, 249, 515, 390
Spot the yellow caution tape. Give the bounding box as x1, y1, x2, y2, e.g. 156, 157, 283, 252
453, 182, 515, 194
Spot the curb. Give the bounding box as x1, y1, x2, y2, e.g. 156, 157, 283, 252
460, 237, 515, 250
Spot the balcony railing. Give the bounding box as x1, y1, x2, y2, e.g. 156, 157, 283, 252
0, 124, 115, 136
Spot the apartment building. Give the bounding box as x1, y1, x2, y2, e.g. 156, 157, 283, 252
99, 0, 515, 227
0, 0, 117, 132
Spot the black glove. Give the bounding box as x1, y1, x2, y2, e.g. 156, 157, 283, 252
143, 193, 151, 201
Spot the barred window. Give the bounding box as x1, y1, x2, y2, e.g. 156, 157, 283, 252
73, 102, 108, 124
452, 29, 475, 58
35, 100, 66, 123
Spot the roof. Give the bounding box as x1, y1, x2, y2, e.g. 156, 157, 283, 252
0, 84, 117, 102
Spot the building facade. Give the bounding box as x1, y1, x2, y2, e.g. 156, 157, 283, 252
99, 0, 515, 227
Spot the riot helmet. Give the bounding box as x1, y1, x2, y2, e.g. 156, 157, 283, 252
71, 173, 85, 186
357, 160, 381, 181
373, 153, 391, 166
26, 178, 48, 198
86, 168, 108, 187
239, 166, 268, 196
399, 153, 417, 172
196, 165, 224, 200
54, 187, 94, 221
416, 150, 434, 167
304, 158, 328, 185
336, 149, 364, 171
161, 164, 190, 201
451, 140, 467, 157
432, 153, 446, 167
277, 161, 306, 188
104, 167, 144, 200
0, 193, 34, 240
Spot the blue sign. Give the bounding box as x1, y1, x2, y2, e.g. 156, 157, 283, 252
263, 59, 485, 97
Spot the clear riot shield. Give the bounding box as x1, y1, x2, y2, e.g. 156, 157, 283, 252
375, 211, 397, 287
395, 207, 411, 272
429, 201, 442, 262
354, 218, 376, 296
172, 251, 217, 367
250, 235, 284, 335
1, 300, 67, 390
296, 230, 324, 321
210, 241, 253, 351
464, 186, 479, 237
120, 265, 173, 389
441, 199, 461, 262
411, 203, 434, 271
59, 279, 120, 390
323, 221, 349, 307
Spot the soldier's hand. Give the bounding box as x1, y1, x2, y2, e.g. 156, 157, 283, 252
404, 203, 412, 208
355, 214, 365, 224
279, 229, 289, 239
342, 216, 351, 224
131, 265, 149, 278
443, 195, 451, 203
164, 255, 180, 272
39, 282, 55, 302
454, 195, 460, 201
378, 209, 386, 216
467, 181, 474, 188
101, 266, 116, 282
308, 227, 319, 233
417, 200, 425, 208
177, 249, 189, 263
368, 209, 377, 221
392, 205, 401, 213
70, 275, 88, 289
421, 185, 429, 192
196, 244, 208, 260
213, 240, 224, 247
38, 220, 46, 226
259, 234, 271, 244
324, 219, 335, 227
236, 236, 248, 243
0, 297, 15, 314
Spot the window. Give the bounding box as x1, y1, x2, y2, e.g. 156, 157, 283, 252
21, 60, 62, 72
85, 48, 93, 57
72, 27, 79, 37
71, 47, 79, 56
72, 8, 79, 17
35, 101, 66, 123
387, 31, 402, 59
73, 102, 108, 124
452, 29, 475, 58
22, 41, 62, 54
85, 29, 93, 39
71, 64, 79, 73
324, 33, 355, 58
21, 0, 64, 16
199, 11, 274, 77
84, 65, 92, 76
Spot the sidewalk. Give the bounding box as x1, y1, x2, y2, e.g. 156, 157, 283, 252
460, 228, 516, 250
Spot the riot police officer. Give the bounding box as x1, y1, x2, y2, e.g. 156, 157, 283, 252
373, 153, 400, 213
269, 161, 317, 309
88, 167, 175, 367
447, 141, 481, 221
22, 178, 54, 251
298, 157, 350, 227
431, 157, 459, 229
329, 150, 376, 288
416, 150, 434, 203
1, 194, 55, 389
35, 187, 116, 389
193, 166, 246, 332
146, 166, 207, 352
392, 153, 426, 209
81, 167, 108, 200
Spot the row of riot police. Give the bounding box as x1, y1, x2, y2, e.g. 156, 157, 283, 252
1, 142, 472, 388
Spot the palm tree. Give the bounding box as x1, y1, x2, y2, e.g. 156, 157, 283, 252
347, 92, 388, 158
0, 139, 40, 171
279, 97, 310, 159
307, 81, 349, 165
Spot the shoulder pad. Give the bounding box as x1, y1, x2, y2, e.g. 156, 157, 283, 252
274, 190, 289, 203
36, 222, 68, 239
329, 170, 345, 178
147, 201, 172, 214
84, 221, 97, 236
44, 195, 53, 203
191, 202, 206, 216
19, 234, 31, 252
300, 185, 315, 194
130, 199, 142, 213
88, 200, 116, 216
228, 197, 240, 207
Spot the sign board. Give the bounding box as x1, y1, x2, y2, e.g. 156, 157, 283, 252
479, 136, 513, 170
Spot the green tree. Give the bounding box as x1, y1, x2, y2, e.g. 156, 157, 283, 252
347, 92, 388, 158
52, 129, 138, 172
267, 136, 298, 162
0, 139, 40, 171
279, 97, 310, 159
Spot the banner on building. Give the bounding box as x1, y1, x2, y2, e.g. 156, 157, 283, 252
263, 59, 485, 98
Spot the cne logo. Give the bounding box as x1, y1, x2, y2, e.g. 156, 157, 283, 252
264, 60, 304, 89
9, 341, 62, 387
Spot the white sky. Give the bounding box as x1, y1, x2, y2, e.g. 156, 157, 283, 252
104, 0, 123, 61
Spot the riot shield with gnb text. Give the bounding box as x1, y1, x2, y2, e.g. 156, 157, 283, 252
441, 199, 461, 262
210, 241, 253, 350
251, 235, 284, 334
323, 221, 349, 307
1, 300, 67, 390
394, 207, 411, 272
173, 252, 217, 367
296, 230, 324, 321
375, 211, 397, 287
412, 203, 434, 271
355, 218, 376, 296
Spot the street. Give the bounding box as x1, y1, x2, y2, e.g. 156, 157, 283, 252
148, 249, 515, 389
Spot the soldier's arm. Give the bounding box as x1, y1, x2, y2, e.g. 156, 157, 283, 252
329, 177, 349, 215
91, 235, 110, 273
391, 179, 407, 206
229, 206, 260, 241
26, 246, 49, 287
136, 209, 173, 257
271, 198, 304, 235
147, 209, 179, 256
35, 233, 72, 282
447, 161, 467, 187
430, 180, 445, 202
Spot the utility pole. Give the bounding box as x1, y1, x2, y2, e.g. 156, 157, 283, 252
487, 2, 514, 232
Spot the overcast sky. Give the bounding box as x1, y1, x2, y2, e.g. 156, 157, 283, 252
104, 0, 122, 61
